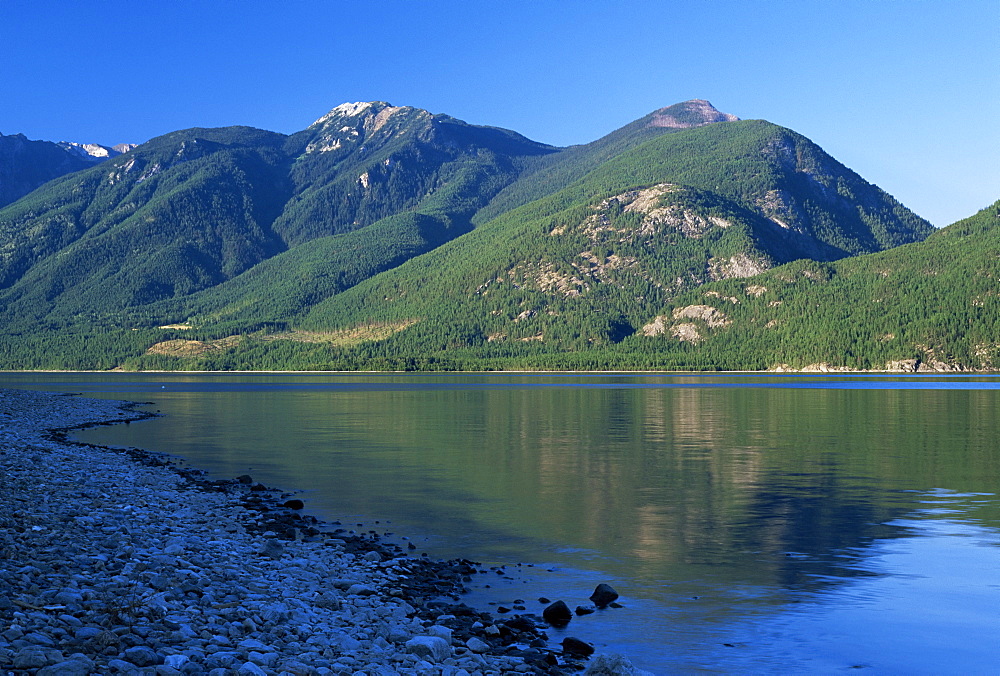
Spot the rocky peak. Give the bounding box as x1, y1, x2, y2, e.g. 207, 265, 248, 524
648, 99, 739, 129
57, 141, 134, 163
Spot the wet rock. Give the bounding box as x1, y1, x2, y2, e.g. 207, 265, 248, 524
576, 604, 597, 615
590, 583, 619, 608
282, 498, 304, 510
235, 475, 253, 484
542, 600, 573, 626
562, 636, 596, 657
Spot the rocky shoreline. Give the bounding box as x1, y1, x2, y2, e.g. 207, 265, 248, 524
0, 389, 647, 676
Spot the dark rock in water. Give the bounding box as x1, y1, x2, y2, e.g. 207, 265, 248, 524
542, 600, 572, 627
575, 604, 596, 616
235, 474, 253, 485
590, 583, 619, 608
609, 601, 624, 608
561, 636, 595, 657
282, 498, 304, 510
538, 597, 551, 604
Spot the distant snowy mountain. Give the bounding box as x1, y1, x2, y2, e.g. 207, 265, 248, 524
0, 132, 136, 208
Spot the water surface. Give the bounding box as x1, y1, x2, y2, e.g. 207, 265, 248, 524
4, 372, 999, 673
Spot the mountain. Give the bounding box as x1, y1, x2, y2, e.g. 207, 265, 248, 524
0, 133, 135, 209
0, 100, 936, 370
0, 104, 556, 330
638, 198, 1000, 371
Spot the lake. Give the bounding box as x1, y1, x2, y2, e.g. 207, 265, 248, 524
3, 372, 999, 674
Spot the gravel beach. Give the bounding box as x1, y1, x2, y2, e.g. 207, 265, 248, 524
0, 389, 646, 676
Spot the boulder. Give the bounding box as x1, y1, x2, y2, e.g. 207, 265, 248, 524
542, 600, 572, 626
562, 636, 595, 657
584, 653, 656, 675
590, 583, 619, 608
405, 636, 452, 662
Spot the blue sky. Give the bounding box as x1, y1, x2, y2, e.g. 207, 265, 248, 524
2, 1, 997, 226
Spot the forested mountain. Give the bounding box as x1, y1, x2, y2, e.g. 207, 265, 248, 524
0, 99, 943, 370
0, 133, 120, 209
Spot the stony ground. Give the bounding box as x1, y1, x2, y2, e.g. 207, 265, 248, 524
0, 389, 647, 676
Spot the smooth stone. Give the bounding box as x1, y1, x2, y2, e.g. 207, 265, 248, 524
405, 636, 452, 662
589, 583, 620, 608
36, 659, 92, 676
426, 625, 453, 645
465, 637, 490, 654
583, 653, 656, 676
124, 645, 160, 667
562, 636, 595, 657
237, 661, 267, 676
542, 600, 572, 627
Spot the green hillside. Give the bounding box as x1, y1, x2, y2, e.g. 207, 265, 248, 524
0, 100, 945, 371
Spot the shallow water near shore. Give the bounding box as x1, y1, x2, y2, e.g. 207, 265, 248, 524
5, 372, 1000, 674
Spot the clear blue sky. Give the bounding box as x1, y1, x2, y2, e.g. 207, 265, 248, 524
2, 0, 997, 226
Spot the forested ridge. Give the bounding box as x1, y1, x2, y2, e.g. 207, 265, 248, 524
0, 98, 967, 372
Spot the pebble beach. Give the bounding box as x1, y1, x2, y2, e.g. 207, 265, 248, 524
0, 389, 649, 676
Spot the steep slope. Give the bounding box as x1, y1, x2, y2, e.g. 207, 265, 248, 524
0, 133, 97, 208
276, 102, 555, 244
282, 119, 931, 345
475, 99, 739, 224
0, 104, 556, 329
638, 199, 1000, 371
0, 101, 938, 370
0, 127, 293, 327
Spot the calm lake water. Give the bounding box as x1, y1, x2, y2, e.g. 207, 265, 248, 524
4, 372, 999, 674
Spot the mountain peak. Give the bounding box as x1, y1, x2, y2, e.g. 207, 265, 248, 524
309, 101, 397, 128
648, 99, 739, 129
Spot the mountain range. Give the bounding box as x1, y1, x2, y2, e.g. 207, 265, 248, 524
0, 99, 991, 371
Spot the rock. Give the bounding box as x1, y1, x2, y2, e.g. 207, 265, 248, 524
164, 654, 190, 669
589, 583, 619, 608
235, 475, 253, 484
282, 499, 305, 510
562, 636, 595, 657
405, 636, 452, 662
124, 645, 160, 667
237, 639, 274, 652
542, 600, 573, 626
584, 653, 655, 675
575, 604, 597, 615
426, 624, 453, 644
237, 662, 267, 676
345, 583, 377, 596
466, 637, 490, 654
13, 647, 52, 669
260, 539, 284, 559
36, 659, 92, 676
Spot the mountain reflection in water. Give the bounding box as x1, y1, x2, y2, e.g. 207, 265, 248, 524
5, 372, 999, 674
